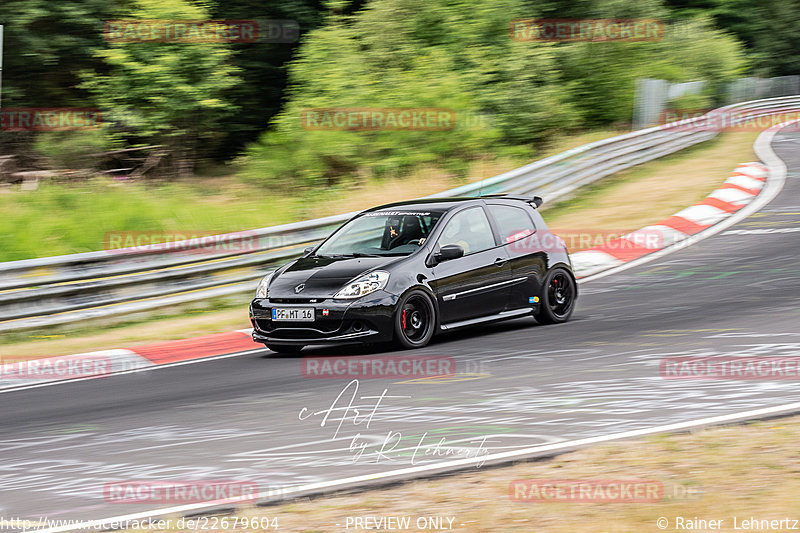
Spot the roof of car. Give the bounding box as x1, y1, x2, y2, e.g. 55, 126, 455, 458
363, 195, 542, 213
363, 197, 478, 213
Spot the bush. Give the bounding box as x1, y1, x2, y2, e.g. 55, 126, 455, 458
239, 0, 748, 191
33, 130, 110, 170
238, 0, 576, 189
669, 92, 714, 113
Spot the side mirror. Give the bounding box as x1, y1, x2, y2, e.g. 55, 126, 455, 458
303, 246, 315, 256
436, 244, 465, 262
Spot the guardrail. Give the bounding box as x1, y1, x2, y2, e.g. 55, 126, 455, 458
2, 95, 799, 332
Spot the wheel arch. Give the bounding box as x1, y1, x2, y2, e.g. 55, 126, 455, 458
546, 262, 578, 297
395, 284, 441, 335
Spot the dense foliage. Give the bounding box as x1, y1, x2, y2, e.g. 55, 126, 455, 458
239, 0, 747, 186
0, 0, 793, 182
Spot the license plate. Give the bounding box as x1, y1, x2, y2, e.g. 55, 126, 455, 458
272, 308, 314, 321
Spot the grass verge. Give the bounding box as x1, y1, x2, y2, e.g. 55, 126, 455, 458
541, 129, 760, 231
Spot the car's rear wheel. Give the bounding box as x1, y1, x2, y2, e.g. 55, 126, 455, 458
265, 343, 304, 354
534, 267, 576, 324
394, 290, 436, 349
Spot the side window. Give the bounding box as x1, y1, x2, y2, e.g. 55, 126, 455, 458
438, 207, 496, 255
488, 205, 536, 244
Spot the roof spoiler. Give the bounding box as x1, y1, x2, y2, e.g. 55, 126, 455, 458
478, 194, 544, 209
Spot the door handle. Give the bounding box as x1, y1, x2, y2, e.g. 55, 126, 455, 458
494, 257, 508, 267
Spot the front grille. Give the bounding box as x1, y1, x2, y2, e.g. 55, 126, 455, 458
255, 318, 357, 338
268, 297, 326, 304
267, 328, 335, 339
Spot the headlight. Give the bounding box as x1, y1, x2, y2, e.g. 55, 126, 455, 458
255, 272, 274, 299
333, 270, 390, 299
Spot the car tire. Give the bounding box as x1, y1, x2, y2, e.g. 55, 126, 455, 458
393, 289, 436, 349
265, 344, 304, 354
534, 267, 576, 324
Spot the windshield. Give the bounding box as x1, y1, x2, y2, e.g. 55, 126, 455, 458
315, 209, 445, 257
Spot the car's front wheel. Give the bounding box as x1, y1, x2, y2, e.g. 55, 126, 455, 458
393, 289, 436, 349
265, 344, 304, 354
534, 267, 576, 324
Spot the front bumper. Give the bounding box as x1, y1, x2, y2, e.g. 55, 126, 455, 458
249, 290, 397, 346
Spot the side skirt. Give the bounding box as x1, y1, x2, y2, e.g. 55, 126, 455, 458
438, 307, 532, 331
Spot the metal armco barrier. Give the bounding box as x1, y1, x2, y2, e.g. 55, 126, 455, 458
1, 95, 799, 332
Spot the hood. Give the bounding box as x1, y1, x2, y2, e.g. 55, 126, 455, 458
268, 255, 401, 298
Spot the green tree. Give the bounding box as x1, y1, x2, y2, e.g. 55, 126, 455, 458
0, 0, 114, 108
79, 0, 241, 176
558, 18, 746, 125
208, 0, 326, 159
239, 0, 577, 188
664, 0, 800, 76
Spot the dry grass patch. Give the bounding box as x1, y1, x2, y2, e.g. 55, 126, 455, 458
542, 129, 760, 232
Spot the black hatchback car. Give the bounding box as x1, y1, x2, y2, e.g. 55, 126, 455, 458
250, 195, 576, 352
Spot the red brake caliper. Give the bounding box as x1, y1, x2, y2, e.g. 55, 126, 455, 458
402, 309, 407, 330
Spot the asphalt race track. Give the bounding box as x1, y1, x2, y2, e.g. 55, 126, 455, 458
1, 125, 799, 527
